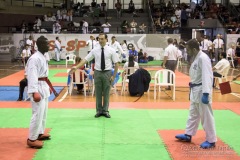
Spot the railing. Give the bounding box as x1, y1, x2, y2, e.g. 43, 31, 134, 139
3, 0, 64, 8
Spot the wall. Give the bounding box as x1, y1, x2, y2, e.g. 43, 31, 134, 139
1, 33, 180, 60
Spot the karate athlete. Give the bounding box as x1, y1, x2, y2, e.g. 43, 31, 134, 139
54, 36, 62, 61
26, 36, 51, 149
175, 39, 217, 149
109, 36, 124, 62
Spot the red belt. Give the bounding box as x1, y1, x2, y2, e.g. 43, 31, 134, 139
38, 77, 59, 97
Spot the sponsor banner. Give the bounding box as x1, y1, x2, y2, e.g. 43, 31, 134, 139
8, 33, 180, 59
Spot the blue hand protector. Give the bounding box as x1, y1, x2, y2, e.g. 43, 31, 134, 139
202, 93, 209, 104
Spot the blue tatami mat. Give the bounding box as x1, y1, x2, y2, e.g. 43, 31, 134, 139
0, 86, 63, 101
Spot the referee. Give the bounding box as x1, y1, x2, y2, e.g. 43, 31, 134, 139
69, 33, 120, 118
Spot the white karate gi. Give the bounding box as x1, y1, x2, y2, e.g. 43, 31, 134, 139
109, 41, 124, 61
54, 40, 61, 61
27, 51, 50, 140
186, 51, 217, 143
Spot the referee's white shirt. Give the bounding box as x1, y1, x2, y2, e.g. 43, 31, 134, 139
164, 44, 178, 60
85, 44, 120, 71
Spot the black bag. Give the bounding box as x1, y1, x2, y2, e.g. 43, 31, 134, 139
128, 68, 151, 96
148, 56, 154, 61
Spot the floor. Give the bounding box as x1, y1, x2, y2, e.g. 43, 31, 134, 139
0, 61, 240, 160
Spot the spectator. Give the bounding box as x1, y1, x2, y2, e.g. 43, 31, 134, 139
121, 20, 129, 34
128, 0, 135, 13
82, 19, 89, 34
129, 46, 138, 62
212, 52, 230, 87
101, 21, 111, 33
53, 21, 61, 34
115, 0, 122, 19
130, 19, 137, 34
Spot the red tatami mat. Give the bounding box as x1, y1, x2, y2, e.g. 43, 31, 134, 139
55, 72, 68, 77
158, 130, 240, 160
0, 128, 50, 160
0, 70, 24, 86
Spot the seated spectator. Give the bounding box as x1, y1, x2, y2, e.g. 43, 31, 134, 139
101, 21, 111, 33
129, 46, 138, 62
101, 0, 107, 12
71, 56, 87, 94
138, 23, 147, 33
212, 52, 230, 87
130, 19, 137, 33
122, 55, 139, 79
17, 71, 27, 101
53, 20, 61, 34
138, 49, 148, 63
226, 44, 238, 68
121, 20, 129, 34
91, 0, 97, 9
128, 0, 135, 13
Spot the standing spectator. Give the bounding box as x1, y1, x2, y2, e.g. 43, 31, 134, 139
54, 37, 62, 62
213, 34, 224, 62
101, 21, 111, 33
162, 38, 178, 90
175, 39, 217, 149
21, 44, 31, 65
115, 0, 122, 19
179, 39, 186, 61
26, 36, 52, 149
121, 40, 128, 61
53, 21, 61, 34
26, 35, 34, 54
17, 74, 28, 101
201, 35, 210, 58
86, 35, 97, 68
68, 33, 120, 118
82, 19, 89, 34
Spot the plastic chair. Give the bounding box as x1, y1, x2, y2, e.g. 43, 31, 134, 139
66, 54, 76, 68
154, 69, 175, 100
226, 53, 235, 68
121, 67, 136, 95
69, 69, 88, 96
176, 57, 182, 69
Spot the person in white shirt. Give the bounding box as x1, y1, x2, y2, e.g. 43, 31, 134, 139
109, 36, 124, 61
201, 35, 210, 57
26, 36, 52, 149
130, 19, 137, 34
21, 44, 31, 65
26, 36, 34, 54
54, 37, 62, 61
82, 19, 89, 34
162, 38, 178, 90
101, 21, 111, 33
175, 39, 217, 149
86, 35, 97, 68
68, 33, 120, 118
33, 17, 42, 32
212, 34, 224, 62
207, 36, 213, 60
53, 21, 61, 34
212, 52, 230, 86
226, 44, 238, 68
121, 40, 128, 61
